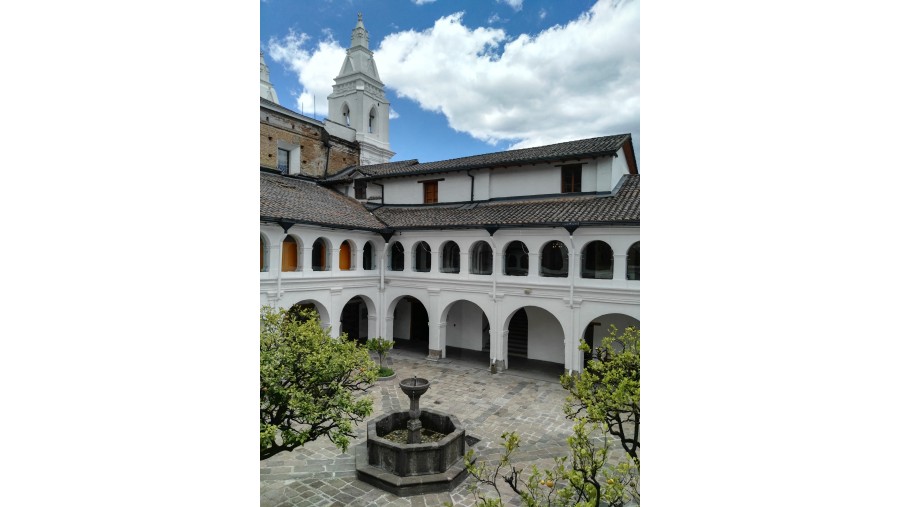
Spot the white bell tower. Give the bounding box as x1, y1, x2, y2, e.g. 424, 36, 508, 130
260, 52, 279, 104
327, 13, 394, 165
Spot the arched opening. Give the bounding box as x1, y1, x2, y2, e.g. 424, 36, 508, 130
440, 241, 460, 273
389, 242, 404, 271
504, 241, 529, 276
391, 296, 429, 352
285, 300, 330, 330
339, 240, 353, 271
260, 235, 269, 272
581, 240, 613, 279
362, 241, 374, 270
281, 236, 299, 272
339, 296, 371, 344
627, 241, 640, 280
470, 241, 493, 275
368, 107, 376, 134
443, 300, 490, 362
582, 313, 640, 368
540, 240, 568, 277
413, 241, 431, 272
312, 238, 330, 271
342, 103, 350, 127
505, 306, 565, 374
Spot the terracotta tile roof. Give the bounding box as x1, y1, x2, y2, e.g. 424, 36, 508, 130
260, 172, 386, 230
371, 175, 639, 229
354, 134, 632, 180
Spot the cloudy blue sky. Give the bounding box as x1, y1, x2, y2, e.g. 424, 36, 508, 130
261, 0, 639, 166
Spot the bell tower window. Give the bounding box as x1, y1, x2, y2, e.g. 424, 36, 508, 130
342, 103, 351, 127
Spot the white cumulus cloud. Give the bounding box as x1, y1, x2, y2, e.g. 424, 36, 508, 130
499, 0, 524, 11
389, 107, 400, 119
266, 30, 345, 117
266, 0, 639, 157
412, 0, 436, 5
376, 0, 639, 152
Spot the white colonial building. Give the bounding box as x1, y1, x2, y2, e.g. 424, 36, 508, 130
260, 16, 639, 374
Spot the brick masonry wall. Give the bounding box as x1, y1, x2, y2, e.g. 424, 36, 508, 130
260, 109, 360, 178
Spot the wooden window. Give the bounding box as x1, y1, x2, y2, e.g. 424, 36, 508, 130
423, 180, 438, 204
339, 241, 352, 270
282, 236, 298, 272
354, 180, 366, 199
561, 164, 582, 193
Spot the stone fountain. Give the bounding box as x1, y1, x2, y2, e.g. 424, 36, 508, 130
355, 376, 469, 496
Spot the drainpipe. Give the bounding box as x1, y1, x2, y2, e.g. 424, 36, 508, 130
467, 169, 475, 202
485, 226, 500, 369
323, 132, 332, 177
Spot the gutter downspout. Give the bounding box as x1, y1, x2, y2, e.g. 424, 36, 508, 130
485, 225, 500, 369
323, 132, 332, 177
379, 230, 394, 339
467, 169, 475, 202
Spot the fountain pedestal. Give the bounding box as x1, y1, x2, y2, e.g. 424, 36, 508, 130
355, 376, 469, 496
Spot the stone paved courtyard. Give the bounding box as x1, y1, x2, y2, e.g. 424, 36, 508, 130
260, 348, 628, 507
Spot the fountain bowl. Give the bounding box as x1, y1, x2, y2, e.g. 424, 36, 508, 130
398, 377, 430, 398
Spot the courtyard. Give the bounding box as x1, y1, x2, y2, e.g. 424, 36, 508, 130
261, 347, 631, 507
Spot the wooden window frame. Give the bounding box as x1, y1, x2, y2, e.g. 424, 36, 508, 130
561, 164, 582, 193
423, 180, 438, 204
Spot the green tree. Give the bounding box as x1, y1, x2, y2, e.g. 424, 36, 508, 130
260, 306, 378, 460
366, 337, 394, 370
462, 326, 640, 506
562, 326, 640, 465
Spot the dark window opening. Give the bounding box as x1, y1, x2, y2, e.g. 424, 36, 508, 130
363, 242, 374, 270
354, 180, 366, 199
561, 164, 582, 193
626, 242, 640, 280
390, 243, 404, 271
504, 241, 529, 276
414, 242, 431, 272
441, 242, 460, 273
540, 240, 568, 277
581, 241, 613, 279
470, 241, 493, 275
312, 238, 329, 271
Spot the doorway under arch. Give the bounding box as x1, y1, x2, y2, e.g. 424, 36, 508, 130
339, 295, 373, 344
442, 299, 490, 362
391, 296, 429, 352
581, 313, 640, 367
504, 306, 565, 373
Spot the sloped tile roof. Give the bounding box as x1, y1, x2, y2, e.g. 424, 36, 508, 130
372, 175, 639, 228
260, 172, 386, 230
355, 134, 632, 180
325, 160, 420, 181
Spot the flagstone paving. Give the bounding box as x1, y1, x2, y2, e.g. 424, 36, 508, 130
260, 349, 627, 507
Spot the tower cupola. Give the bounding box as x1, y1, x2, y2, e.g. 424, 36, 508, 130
326, 13, 394, 166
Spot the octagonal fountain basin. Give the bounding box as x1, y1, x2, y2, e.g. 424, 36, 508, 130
355, 409, 468, 496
